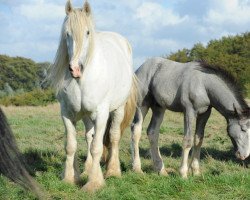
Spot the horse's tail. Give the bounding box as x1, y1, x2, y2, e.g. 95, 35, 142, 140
120, 74, 138, 135
102, 75, 138, 163
0, 108, 47, 199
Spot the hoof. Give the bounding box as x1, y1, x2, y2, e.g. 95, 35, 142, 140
62, 174, 81, 185
179, 168, 188, 179
158, 169, 168, 176
192, 169, 201, 176
62, 177, 80, 185
133, 168, 144, 174
105, 169, 121, 178
180, 174, 188, 179
82, 181, 105, 193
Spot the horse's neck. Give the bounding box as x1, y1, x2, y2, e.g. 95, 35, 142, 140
205, 76, 241, 118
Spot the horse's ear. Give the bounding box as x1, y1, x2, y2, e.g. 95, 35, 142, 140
83, 1, 91, 16
65, 0, 73, 15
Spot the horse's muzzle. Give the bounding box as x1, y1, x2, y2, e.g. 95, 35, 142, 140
69, 65, 82, 78
235, 151, 248, 160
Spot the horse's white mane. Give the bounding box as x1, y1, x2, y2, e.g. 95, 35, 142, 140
48, 2, 94, 94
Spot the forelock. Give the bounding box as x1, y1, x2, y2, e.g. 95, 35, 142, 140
65, 9, 88, 56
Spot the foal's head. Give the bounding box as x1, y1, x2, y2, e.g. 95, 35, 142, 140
227, 106, 250, 160
63, 0, 93, 78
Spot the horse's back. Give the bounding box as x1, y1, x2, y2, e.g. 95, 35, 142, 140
97, 31, 132, 65
137, 57, 209, 112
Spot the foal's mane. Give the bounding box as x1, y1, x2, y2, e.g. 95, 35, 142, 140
199, 62, 250, 117
48, 6, 94, 93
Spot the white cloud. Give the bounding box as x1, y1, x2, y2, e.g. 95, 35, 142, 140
135, 2, 189, 33
0, 0, 250, 65
16, 2, 64, 21
205, 0, 250, 25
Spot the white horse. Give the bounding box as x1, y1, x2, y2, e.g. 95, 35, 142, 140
48, 0, 137, 192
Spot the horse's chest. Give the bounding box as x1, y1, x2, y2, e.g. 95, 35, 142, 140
80, 84, 109, 111
59, 81, 82, 114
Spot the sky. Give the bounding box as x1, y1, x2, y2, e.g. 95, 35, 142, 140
0, 0, 250, 68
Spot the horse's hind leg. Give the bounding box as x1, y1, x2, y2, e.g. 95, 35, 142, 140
131, 106, 149, 173
147, 105, 167, 175
179, 108, 195, 178
105, 105, 125, 178
62, 116, 80, 184
191, 108, 211, 175
82, 117, 94, 176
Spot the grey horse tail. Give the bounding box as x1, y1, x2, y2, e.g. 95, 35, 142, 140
0, 108, 48, 199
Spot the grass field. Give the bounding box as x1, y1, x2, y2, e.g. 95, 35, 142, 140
0, 104, 250, 200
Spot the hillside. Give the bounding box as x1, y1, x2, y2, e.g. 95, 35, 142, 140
0, 55, 50, 92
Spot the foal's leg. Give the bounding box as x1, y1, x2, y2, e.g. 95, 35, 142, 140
82, 117, 94, 176
179, 108, 195, 178
131, 106, 149, 173
105, 106, 124, 178
82, 106, 109, 192
191, 108, 211, 175
147, 105, 167, 175
62, 116, 80, 184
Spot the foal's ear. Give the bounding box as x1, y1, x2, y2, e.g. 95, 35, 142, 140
65, 0, 73, 15
83, 1, 91, 16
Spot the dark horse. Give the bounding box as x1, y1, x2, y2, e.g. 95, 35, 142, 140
131, 57, 250, 178
0, 108, 45, 199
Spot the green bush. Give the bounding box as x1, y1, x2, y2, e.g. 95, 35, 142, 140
167, 32, 250, 96
0, 89, 57, 106
0, 90, 7, 98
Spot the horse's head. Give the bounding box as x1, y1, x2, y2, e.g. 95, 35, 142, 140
227, 105, 250, 160
63, 0, 93, 78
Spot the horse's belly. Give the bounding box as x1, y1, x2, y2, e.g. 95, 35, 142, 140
156, 94, 183, 112
81, 82, 131, 112
151, 82, 182, 111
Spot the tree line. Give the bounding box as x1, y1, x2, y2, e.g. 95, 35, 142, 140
0, 55, 49, 94
167, 32, 250, 95
0, 55, 54, 105
0, 32, 249, 105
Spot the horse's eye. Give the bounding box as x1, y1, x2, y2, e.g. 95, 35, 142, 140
87, 31, 90, 35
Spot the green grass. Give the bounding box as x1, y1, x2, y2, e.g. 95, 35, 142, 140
0, 104, 249, 200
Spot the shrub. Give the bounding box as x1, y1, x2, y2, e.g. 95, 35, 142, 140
0, 89, 57, 106
0, 90, 7, 98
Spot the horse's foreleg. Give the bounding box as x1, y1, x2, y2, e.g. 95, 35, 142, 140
82, 117, 94, 176
62, 116, 80, 184
82, 106, 109, 192
191, 108, 211, 175
147, 105, 167, 175
179, 109, 195, 178
105, 106, 124, 178
131, 106, 149, 173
